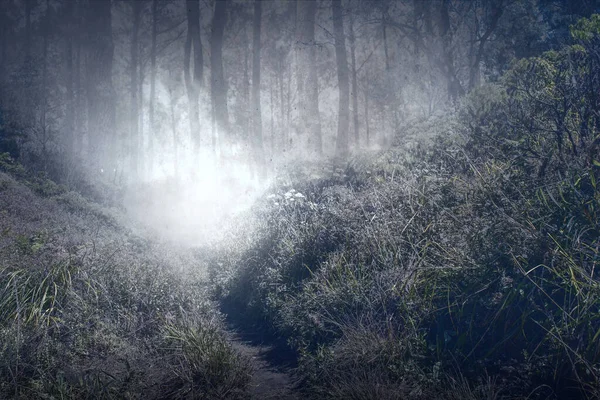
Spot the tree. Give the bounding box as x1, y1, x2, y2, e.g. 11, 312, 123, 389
211, 0, 229, 145
86, 0, 116, 170
148, 0, 158, 174
333, 0, 349, 159
296, 0, 322, 155
130, 0, 143, 177
63, 0, 75, 159
439, 0, 465, 101
251, 0, 264, 173
184, 0, 203, 156
349, 9, 359, 147
468, 0, 506, 90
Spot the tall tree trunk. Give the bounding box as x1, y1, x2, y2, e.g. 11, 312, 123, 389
185, 0, 203, 156
130, 0, 142, 178
468, 1, 504, 90
333, 0, 349, 159
64, 0, 75, 160
381, 5, 393, 144
211, 0, 229, 146
138, 46, 145, 178
270, 80, 274, 157
243, 33, 249, 140
278, 57, 285, 151
349, 11, 359, 148
286, 69, 291, 136
251, 0, 264, 174
148, 0, 158, 176
295, 0, 306, 137
73, 0, 82, 158
382, 7, 389, 72
297, 0, 322, 155
383, 4, 402, 139
168, 82, 179, 179
365, 69, 370, 147
86, 0, 115, 170
25, 0, 32, 61
22, 0, 34, 130
440, 0, 464, 101
41, 0, 49, 172
0, 7, 7, 106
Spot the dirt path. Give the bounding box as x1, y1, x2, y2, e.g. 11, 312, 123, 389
228, 331, 300, 400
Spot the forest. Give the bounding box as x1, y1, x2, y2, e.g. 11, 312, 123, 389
1, 0, 600, 398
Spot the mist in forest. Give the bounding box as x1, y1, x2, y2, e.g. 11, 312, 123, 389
0, 0, 597, 243
4, 0, 600, 398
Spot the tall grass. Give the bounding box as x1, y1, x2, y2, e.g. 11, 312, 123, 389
213, 17, 600, 398
0, 167, 251, 398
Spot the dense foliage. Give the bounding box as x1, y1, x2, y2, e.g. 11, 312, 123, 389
213, 15, 600, 399
0, 155, 251, 399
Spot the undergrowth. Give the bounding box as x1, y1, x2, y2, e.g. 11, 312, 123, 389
212, 15, 600, 400
0, 162, 251, 399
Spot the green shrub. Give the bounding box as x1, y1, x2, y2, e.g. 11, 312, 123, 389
163, 318, 252, 399
216, 14, 600, 399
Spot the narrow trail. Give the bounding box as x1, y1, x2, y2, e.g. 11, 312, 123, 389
228, 329, 301, 399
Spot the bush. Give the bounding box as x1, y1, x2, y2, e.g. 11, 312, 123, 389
215, 15, 600, 399
0, 167, 251, 398
162, 318, 252, 399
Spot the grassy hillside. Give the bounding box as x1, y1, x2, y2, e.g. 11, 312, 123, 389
0, 154, 251, 399
212, 16, 600, 400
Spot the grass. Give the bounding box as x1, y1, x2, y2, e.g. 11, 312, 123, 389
3, 14, 600, 399
162, 318, 252, 399
213, 135, 600, 398
0, 164, 251, 399
211, 25, 600, 397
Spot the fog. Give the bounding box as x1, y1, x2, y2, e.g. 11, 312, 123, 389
0, 0, 594, 244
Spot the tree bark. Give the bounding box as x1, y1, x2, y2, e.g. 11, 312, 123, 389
382, 6, 389, 72
149, 0, 158, 175
211, 0, 229, 145
168, 80, 179, 179
130, 0, 142, 178
243, 32, 250, 141
25, 0, 32, 60
365, 68, 370, 147
185, 0, 203, 155
278, 56, 285, 151
138, 42, 145, 177
86, 0, 115, 170
41, 0, 49, 171
440, 0, 464, 101
468, 0, 504, 90
270, 80, 274, 156
251, 0, 264, 173
73, 0, 82, 158
0, 8, 7, 104
333, 0, 349, 159
64, 0, 75, 159
350, 10, 359, 148
296, 0, 322, 155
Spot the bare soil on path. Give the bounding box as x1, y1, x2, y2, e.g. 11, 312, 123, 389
228, 329, 301, 400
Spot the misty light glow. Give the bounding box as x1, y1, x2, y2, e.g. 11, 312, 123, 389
124, 148, 270, 245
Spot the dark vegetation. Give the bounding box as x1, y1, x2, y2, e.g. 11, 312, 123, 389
0, 154, 252, 398
211, 16, 600, 399
1, 0, 600, 398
